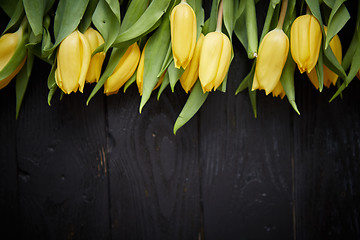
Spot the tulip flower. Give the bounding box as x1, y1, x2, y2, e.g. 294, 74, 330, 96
136, 42, 165, 96
55, 30, 91, 94
84, 28, 105, 84
104, 43, 141, 95
290, 14, 322, 74
272, 81, 286, 99
0, 24, 27, 90
199, 32, 231, 92
252, 29, 289, 94
180, 33, 204, 93
170, 0, 197, 69
307, 27, 342, 89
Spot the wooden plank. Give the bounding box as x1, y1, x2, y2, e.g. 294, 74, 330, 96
293, 77, 360, 239
0, 83, 18, 238
199, 40, 294, 239
107, 85, 201, 239
15, 59, 110, 239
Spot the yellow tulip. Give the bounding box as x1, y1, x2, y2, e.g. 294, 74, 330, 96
307, 27, 342, 89
272, 81, 286, 99
199, 31, 231, 92
290, 14, 322, 73
136, 42, 165, 96
180, 33, 204, 93
0, 26, 27, 90
84, 28, 105, 84
104, 43, 141, 95
252, 29, 289, 95
55, 30, 91, 94
170, 0, 197, 69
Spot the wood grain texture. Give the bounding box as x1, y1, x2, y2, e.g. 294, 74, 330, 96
15, 59, 110, 240
106, 85, 201, 240
198, 37, 294, 240
0, 83, 18, 238
293, 76, 360, 240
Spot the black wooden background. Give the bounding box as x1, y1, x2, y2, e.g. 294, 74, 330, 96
1, 1, 360, 240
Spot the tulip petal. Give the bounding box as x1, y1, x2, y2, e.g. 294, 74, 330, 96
214, 34, 232, 90
170, 2, 196, 69
255, 29, 289, 95
104, 43, 140, 95
77, 31, 91, 93
199, 32, 223, 91
180, 33, 204, 93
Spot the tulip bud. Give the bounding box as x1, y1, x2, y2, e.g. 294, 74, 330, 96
136, 42, 165, 96
170, 1, 197, 69
180, 33, 204, 93
0, 26, 27, 90
307, 27, 342, 89
199, 31, 231, 92
84, 28, 105, 84
55, 30, 91, 94
272, 81, 286, 99
104, 43, 141, 95
252, 29, 289, 95
290, 14, 322, 74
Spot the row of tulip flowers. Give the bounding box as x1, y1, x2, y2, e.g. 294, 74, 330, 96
0, 0, 359, 133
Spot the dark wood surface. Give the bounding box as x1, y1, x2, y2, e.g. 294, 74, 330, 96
1, 1, 360, 240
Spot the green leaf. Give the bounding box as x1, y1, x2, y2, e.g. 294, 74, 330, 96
139, 12, 171, 113
0, 0, 19, 17
47, 60, 57, 106
249, 86, 257, 118
104, 0, 120, 21
315, 46, 324, 92
92, 0, 121, 52
23, 0, 47, 37
223, 0, 235, 39
323, 0, 336, 8
158, 43, 172, 78
44, 0, 89, 54
112, 0, 170, 47
282, 0, 296, 33
119, 0, 148, 33
87, 46, 127, 105
280, 51, 300, 115
235, 62, 255, 94
3, 0, 24, 34
233, 0, 247, 49
78, 0, 99, 33
323, 41, 346, 80
342, 31, 358, 71
345, 45, 360, 86
123, 71, 136, 93
190, 0, 205, 39
168, 60, 184, 92
306, 0, 323, 25
259, 0, 280, 42
234, 11, 248, 50
15, 53, 34, 119
325, 1, 350, 49
173, 81, 208, 134
245, 0, 258, 58
157, 70, 170, 100
248, 63, 257, 118
202, 0, 220, 34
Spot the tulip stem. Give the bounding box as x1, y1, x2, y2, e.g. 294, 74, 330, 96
216, 0, 224, 32
277, 0, 288, 29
